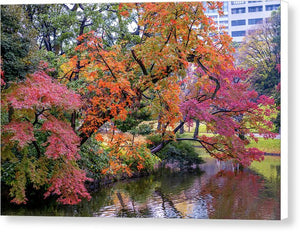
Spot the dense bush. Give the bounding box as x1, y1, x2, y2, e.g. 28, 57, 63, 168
146, 134, 163, 149
78, 139, 110, 180
114, 107, 151, 132
79, 138, 160, 180
122, 145, 160, 174
136, 124, 152, 135
129, 123, 152, 135
157, 141, 204, 166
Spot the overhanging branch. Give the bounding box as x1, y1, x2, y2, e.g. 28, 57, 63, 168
131, 49, 148, 75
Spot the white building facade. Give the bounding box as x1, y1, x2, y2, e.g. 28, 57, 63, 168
205, 1, 281, 43
228, 0, 280, 42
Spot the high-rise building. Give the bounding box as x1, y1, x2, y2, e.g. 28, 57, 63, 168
228, 0, 280, 42
205, 1, 280, 43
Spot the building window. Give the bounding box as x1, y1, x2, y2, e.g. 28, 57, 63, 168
248, 18, 263, 25
231, 7, 246, 14
220, 15, 228, 19
231, 19, 246, 26
232, 30, 246, 37
219, 20, 228, 25
206, 9, 218, 14
248, 6, 263, 12
231, 1, 246, 5
266, 4, 280, 11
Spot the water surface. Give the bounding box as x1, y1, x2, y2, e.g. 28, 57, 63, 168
1, 157, 280, 219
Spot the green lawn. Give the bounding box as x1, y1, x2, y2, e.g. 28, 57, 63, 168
247, 138, 280, 154
179, 132, 280, 154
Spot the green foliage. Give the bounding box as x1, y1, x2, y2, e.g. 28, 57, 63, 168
1, 5, 39, 82
66, 78, 88, 92
237, 9, 281, 132
78, 139, 110, 180
1, 141, 50, 205
146, 134, 163, 149
129, 123, 152, 135
24, 4, 76, 54
137, 124, 152, 135
273, 111, 280, 133
123, 145, 160, 174
115, 108, 151, 132
237, 9, 280, 97
157, 141, 204, 166
23, 3, 140, 55
115, 115, 139, 132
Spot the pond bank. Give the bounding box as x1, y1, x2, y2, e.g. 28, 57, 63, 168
86, 159, 204, 192
1, 155, 280, 219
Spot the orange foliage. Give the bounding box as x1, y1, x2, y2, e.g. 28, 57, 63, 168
60, 2, 235, 173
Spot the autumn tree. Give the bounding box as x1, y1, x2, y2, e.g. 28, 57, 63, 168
1, 67, 91, 205
1, 2, 278, 205
64, 1, 275, 167
179, 66, 276, 166
237, 9, 280, 131
237, 9, 280, 96
23, 3, 139, 77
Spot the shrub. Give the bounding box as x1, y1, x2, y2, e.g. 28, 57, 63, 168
78, 139, 110, 180
122, 145, 160, 174
157, 141, 204, 166
146, 134, 162, 148
114, 108, 151, 132
137, 124, 153, 135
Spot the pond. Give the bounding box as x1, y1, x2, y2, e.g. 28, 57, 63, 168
1, 156, 280, 219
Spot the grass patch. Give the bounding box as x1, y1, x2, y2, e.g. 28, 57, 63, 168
149, 122, 208, 134
178, 132, 214, 138
180, 133, 281, 154
180, 123, 208, 133
247, 138, 280, 154
194, 147, 211, 159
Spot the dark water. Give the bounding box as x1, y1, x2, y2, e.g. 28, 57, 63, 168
1, 157, 280, 219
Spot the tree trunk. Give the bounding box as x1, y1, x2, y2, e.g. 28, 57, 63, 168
8, 104, 14, 122
193, 119, 200, 139
71, 111, 76, 131
150, 120, 185, 153
179, 120, 184, 134
157, 114, 161, 131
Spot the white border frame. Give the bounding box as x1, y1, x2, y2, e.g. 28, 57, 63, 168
280, 0, 288, 220
0, 0, 292, 229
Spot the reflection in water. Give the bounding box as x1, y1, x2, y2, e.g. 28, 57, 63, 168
1, 157, 280, 219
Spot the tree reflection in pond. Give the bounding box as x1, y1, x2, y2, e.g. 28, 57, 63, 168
201, 170, 280, 219
1, 157, 280, 219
